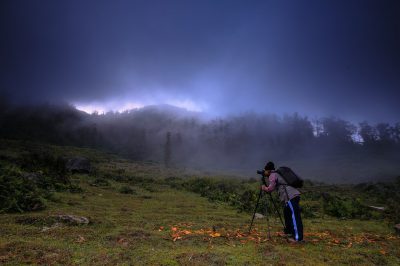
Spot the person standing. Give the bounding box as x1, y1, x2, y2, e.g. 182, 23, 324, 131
261, 161, 304, 242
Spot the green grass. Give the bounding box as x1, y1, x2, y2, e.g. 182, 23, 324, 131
1, 178, 399, 265
0, 139, 399, 265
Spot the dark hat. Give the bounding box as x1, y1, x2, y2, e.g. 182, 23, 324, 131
264, 161, 275, 171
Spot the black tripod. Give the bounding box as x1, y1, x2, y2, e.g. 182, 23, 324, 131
248, 176, 286, 237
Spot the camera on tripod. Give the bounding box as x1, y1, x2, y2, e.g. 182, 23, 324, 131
256, 170, 265, 176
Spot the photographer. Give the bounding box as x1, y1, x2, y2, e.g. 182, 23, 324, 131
261, 161, 304, 242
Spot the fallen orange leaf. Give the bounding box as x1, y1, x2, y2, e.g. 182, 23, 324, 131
182, 230, 191, 235
210, 232, 221, 238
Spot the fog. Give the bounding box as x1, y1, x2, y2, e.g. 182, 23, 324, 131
1, 100, 399, 183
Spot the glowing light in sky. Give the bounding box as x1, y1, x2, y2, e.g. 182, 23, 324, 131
74, 101, 144, 114
74, 98, 205, 114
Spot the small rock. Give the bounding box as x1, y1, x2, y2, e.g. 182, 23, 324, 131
255, 213, 265, 219
22, 172, 42, 183
368, 206, 385, 211
75, 235, 86, 243
395, 224, 400, 235
41, 222, 62, 232
52, 214, 89, 225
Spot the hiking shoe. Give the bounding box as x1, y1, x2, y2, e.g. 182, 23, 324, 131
287, 238, 305, 244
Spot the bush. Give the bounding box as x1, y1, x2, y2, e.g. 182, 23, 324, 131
90, 178, 110, 187
354, 178, 400, 223
68, 183, 84, 193
119, 185, 136, 194
0, 172, 46, 213
173, 177, 282, 216
163, 176, 184, 189
237, 189, 257, 212
18, 151, 66, 175
301, 202, 319, 218
385, 176, 400, 224
323, 195, 371, 219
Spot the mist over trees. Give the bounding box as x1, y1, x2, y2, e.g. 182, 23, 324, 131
0, 100, 399, 183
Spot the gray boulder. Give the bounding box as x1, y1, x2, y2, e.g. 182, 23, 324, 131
65, 157, 91, 173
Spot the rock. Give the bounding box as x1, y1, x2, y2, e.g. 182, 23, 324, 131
52, 214, 89, 225
41, 222, 62, 232
395, 224, 400, 235
65, 157, 91, 173
75, 235, 86, 243
255, 213, 265, 219
22, 172, 42, 183
368, 206, 385, 211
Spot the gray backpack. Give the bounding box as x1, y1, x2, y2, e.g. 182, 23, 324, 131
276, 166, 303, 188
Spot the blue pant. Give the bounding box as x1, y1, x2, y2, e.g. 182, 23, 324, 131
284, 196, 303, 241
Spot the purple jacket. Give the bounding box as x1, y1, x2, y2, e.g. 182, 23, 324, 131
263, 172, 301, 203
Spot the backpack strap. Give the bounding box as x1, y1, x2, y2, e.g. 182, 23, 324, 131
274, 171, 291, 203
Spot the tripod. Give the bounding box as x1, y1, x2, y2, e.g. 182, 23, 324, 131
248, 179, 286, 237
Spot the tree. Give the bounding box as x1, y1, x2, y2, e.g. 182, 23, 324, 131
320, 117, 356, 144
164, 131, 171, 168
359, 121, 377, 145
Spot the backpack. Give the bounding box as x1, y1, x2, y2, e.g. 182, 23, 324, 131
275, 166, 303, 188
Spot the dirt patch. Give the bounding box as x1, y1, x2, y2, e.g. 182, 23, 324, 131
15, 216, 57, 227
107, 230, 152, 247
176, 252, 227, 266
0, 241, 71, 265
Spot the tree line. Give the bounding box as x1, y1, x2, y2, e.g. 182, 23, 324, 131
0, 101, 399, 180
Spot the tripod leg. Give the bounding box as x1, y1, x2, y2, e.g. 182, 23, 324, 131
248, 188, 263, 234
265, 198, 271, 239
268, 193, 285, 230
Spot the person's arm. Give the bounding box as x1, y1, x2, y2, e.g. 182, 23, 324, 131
261, 173, 277, 192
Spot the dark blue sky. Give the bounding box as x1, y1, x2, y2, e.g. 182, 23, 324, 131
1, 0, 399, 122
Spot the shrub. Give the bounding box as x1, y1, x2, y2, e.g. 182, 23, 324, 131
163, 176, 184, 189
301, 202, 319, 218
322, 195, 371, 219
142, 183, 157, 192
237, 189, 257, 212
119, 185, 136, 194
0, 172, 46, 213
68, 183, 84, 193
18, 151, 66, 175
90, 178, 110, 187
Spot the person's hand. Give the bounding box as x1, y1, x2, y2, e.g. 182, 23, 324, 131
261, 185, 268, 191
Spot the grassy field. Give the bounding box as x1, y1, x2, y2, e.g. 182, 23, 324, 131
0, 140, 399, 265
